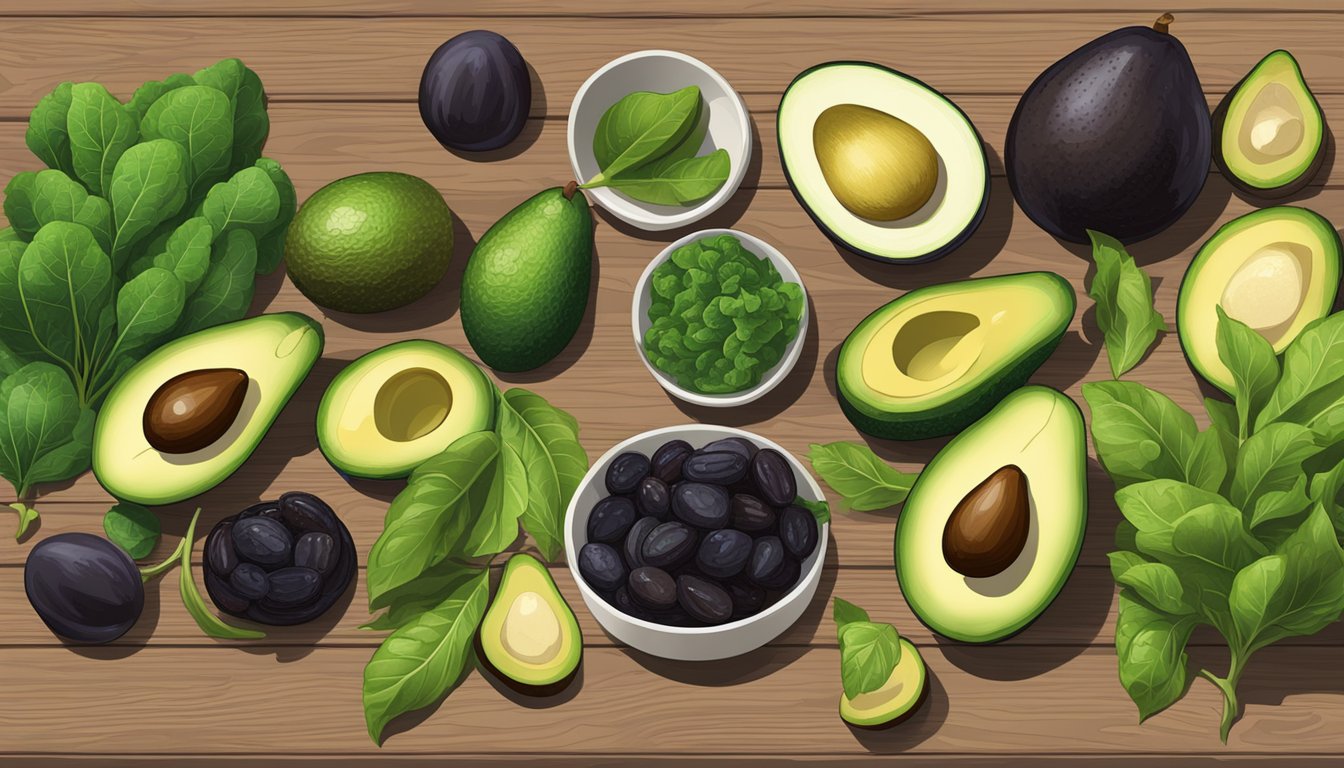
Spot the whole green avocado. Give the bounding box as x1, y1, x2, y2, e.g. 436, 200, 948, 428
461, 184, 594, 372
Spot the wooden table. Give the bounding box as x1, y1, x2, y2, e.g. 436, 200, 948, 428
2, 1, 1342, 765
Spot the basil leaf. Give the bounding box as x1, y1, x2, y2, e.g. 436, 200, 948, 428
587, 86, 701, 184
362, 560, 484, 631
67, 82, 139, 198
601, 149, 730, 206
837, 620, 902, 699
1215, 307, 1280, 438
103, 502, 161, 559
1086, 230, 1166, 378
108, 138, 189, 271
1248, 474, 1313, 532
1115, 589, 1195, 721
140, 85, 235, 201
1170, 503, 1267, 575
832, 597, 869, 631
1257, 312, 1344, 440
1109, 551, 1190, 616
363, 568, 489, 745
175, 229, 257, 335
1083, 381, 1197, 486
1228, 422, 1322, 514
26, 82, 75, 178
1231, 506, 1344, 651
1205, 396, 1239, 437
807, 441, 918, 511
794, 496, 830, 525
463, 438, 527, 557
498, 389, 588, 562
1184, 427, 1229, 495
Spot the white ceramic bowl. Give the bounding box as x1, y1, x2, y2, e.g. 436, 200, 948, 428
632, 228, 808, 408
565, 425, 829, 661
567, 50, 753, 231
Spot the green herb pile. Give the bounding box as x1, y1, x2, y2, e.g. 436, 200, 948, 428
644, 233, 804, 394
361, 387, 588, 744
580, 85, 731, 206
0, 59, 294, 532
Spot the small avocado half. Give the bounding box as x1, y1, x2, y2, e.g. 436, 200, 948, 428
92, 313, 323, 506
839, 636, 928, 729
895, 386, 1087, 644
1178, 206, 1342, 393
836, 272, 1074, 440
1214, 51, 1326, 197
476, 554, 583, 695
317, 340, 495, 479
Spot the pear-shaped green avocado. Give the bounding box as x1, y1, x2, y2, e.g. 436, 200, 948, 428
476, 554, 583, 695
1214, 50, 1326, 197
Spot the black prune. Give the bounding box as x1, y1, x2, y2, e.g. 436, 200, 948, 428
779, 505, 820, 560
696, 528, 752, 579
702, 436, 758, 461
610, 586, 651, 620
746, 536, 787, 588
578, 542, 626, 592
229, 562, 270, 600
635, 476, 671, 519
623, 516, 660, 570
727, 579, 766, 618
677, 574, 733, 625
641, 521, 697, 569
650, 439, 692, 483
294, 532, 336, 575
204, 569, 251, 614
759, 556, 801, 591
730, 494, 778, 535
236, 500, 275, 520
628, 566, 678, 611
205, 520, 238, 578
24, 533, 144, 645
279, 492, 338, 535
605, 451, 650, 495
587, 496, 637, 544
683, 451, 749, 485
672, 482, 730, 530
265, 567, 322, 606
751, 449, 797, 507
231, 517, 292, 569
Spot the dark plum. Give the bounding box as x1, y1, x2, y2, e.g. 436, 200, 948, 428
683, 451, 749, 485
623, 516, 660, 570
650, 439, 692, 483
635, 476, 671, 519
672, 482, 730, 530
727, 579, 767, 618
578, 542, 626, 592
229, 562, 270, 600
751, 449, 797, 507
696, 528, 752, 579
628, 566, 678, 611
231, 517, 292, 569
730, 494, 777, 535
294, 532, 337, 575
265, 567, 322, 606
587, 496, 637, 544
676, 574, 733, 625
418, 30, 531, 152
605, 451, 651, 495
746, 536, 788, 588
205, 520, 238, 578
701, 436, 758, 461
279, 492, 339, 535
641, 521, 697, 569
779, 505, 820, 560
24, 533, 144, 644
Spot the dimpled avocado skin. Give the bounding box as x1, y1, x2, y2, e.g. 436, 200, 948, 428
284, 172, 454, 313
461, 187, 593, 372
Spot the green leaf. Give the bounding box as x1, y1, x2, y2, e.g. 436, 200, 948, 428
126, 72, 195, 122
363, 569, 489, 745
837, 620, 902, 699
600, 149, 730, 206
3, 170, 109, 248
26, 82, 75, 177
1248, 474, 1313, 531
1114, 479, 1226, 550
151, 217, 214, 295
497, 389, 588, 562
175, 229, 257, 335
807, 441, 918, 511
108, 138, 189, 272
832, 597, 869, 631
1230, 506, 1344, 651
1115, 589, 1196, 721
200, 165, 281, 240
67, 82, 139, 198
193, 59, 269, 172
109, 266, 187, 363
1082, 380, 1197, 486
102, 502, 161, 559
362, 560, 484, 631
463, 438, 527, 557
1170, 502, 1267, 574
250, 158, 295, 275
8, 502, 39, 540
178, 508, 265, 640
586, 86, 702, 183
1214, 307, 1280, 437
1205, 397, 1239, 436
1086, 230, 1166, 378
1257, 312, 1344, 441
1184, 427, 1230, 495
16, 222, 115, 383
1228, 422, 1322, 514
794, 496, 830, 524
140, 85, 235, 201
1109, 551, 1190, 616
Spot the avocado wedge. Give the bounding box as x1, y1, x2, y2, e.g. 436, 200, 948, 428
839, 636, 928, 728
836, 272, 1074, 440
1177, 206, 1341, 393
476, 554, 583, 695
895, 386, 1087, 643
1215, 51, 1326, 197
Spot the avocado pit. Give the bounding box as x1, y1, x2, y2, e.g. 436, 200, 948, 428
1220, 242, 1310, 343
373, 367, 452, 442
501, 590, 563, 665
813, 103, 939, 221
143, 368, 248, 454
942, 464, 1030, 578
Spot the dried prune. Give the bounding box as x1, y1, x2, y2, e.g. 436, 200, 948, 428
635, 476, 671, 519
672, 482, 730, 530
778, 505, 820, 560
231, 517, 292, 569
730, 494, 777, 535
641, 521, 697, 570
696, 528, 752, 579
683, 451, 749, 485
229, 562, 270, 600
628, 566, 678, 611
294, 532, 337, 575
650, 439, 692, 483
265, 567, 322, 606
751, 449, 797, 507
578, 542, 626, 592
588, 496, 637, 544
726, 579, 766, 618
701, 436, 758, 462
606, 451, 651, 495
205, 520, 238, 578
746, 536, 788, 588
677, 574, 733, 625
623, 516, 660, 570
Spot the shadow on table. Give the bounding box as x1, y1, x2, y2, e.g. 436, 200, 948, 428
846, 665, 949, 752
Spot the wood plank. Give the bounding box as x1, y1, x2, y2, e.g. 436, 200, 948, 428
1, 14, 1342, 115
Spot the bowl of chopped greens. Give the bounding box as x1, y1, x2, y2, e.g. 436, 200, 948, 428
633, 229, 808, 407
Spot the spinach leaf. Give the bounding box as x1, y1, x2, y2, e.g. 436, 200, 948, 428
108, 138, 189, 271
26, 82, 75, 177
600, 149, 731, 206
838, 621, 902, 699
67, 83, 139, 198
1228, 422, 1322, 514
193, 59, 270, 172
1, 171, 113, 255
807, 441, 918, 511
497, 389, 587, 562
140, 85, 234, 201
0, 362, 94, 502
251, 158, 295, 275
1108, 550, 1190, 616
1184, 427, 1230, 496
832, 597, 869, 630
200, 165, 281, 239
126, 72, 195, 122
1215, 307, 1280, 440
1237, 505, 1344, 649
1205, 397, 1239, 438
586, 86, 701, 184
151, 217, 214, 295
175, 229, 257, 335
1257, 312, 1344, 442
1083, 380, 1198, 486
0, 239, 42, 361
363, 568, 488, 744
103, 501, 161, 559
1115, 590, 1196, 721
16, 221, 115, 381
1086, 230, 1166, 378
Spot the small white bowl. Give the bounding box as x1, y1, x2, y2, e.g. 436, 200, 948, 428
632, 228, 809, 408
565, 425, 829, 661
567, 50, 753, 231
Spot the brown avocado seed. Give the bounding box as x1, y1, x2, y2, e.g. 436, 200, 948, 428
942, 465, 1030, 578
143, 369, 248, 454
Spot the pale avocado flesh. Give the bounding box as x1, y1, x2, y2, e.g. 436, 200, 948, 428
317, 340, 495, 479
837, 272, 1074, 440
1215, 50, 1325, 196
895, 386, 1087, 644
477, 554, 583, 694
1178, 206, 1341, 393
839, 637, 928, 728
93, 313, 323, 505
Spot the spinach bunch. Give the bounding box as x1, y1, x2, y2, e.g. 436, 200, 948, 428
0, 59, 294, 524
1085, 309, 1344, 741
361, 388, 587, 745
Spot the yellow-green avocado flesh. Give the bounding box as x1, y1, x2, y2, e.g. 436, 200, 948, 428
839, 637, 928, 728
477, 554, 583, 695
1215, 50, 1326, 196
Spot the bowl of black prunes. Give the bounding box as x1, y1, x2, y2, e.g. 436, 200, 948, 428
565, 425, 828, 660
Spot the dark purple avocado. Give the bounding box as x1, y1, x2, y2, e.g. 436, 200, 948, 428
418, 30, 532, 153
1005, 13, 1211, 244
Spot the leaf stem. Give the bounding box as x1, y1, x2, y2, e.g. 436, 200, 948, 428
1199, 647, 1248, 743
138, 535, 187, 582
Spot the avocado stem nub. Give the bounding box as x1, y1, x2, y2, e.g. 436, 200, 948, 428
1153, 13, 1174, 34
563, 180, 579, 200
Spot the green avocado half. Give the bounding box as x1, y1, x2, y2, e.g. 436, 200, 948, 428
1177, 206, 1341, 393
476, 554, 583, 695
839, 636, 929, 728
1214, 50, 1327, 197
836, 272, 1074, 440
895, 386, 1087, 644
93, 312, 323, 505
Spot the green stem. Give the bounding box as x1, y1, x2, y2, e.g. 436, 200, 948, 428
1199, 647, 1248, 743
138, 536, 187, 583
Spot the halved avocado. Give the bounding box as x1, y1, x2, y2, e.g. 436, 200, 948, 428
839, 636, 928, 728
778, 62, 989, 263
93, 313, 323, 505
1177, 206, 1341, 393
1214, 51, 1326, 197
476, 554, 582, 695
895, 386, 1086, 643
836, 272, 1074, 440
317, 340, 495, 479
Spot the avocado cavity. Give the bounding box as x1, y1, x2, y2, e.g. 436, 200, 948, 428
887, 310, 984, 388
1219, 242, 1311, 343
1241, 84, 1304, 160
942, 465, 1030, 579
813, 104, 939, 221
500, 590, 564, 665
373, 367, 452, 442
143, 368, 249, 454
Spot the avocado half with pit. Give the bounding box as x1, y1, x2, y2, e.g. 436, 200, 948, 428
1214, 50, 1326, 197
317, 340, 495, 479
777, 62, 989, 263
1177, 206, 1341, 393
836, 272, 1075, 440
93, 313, 324, 506
839, 636, 929, 728
476, 554, 583, 695
896, 386, 1087, 644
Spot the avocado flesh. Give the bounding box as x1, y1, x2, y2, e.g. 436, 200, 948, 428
839, 637, 928, 728
837, 272, 1075, 440
1178, 206, 1341, 393
778, 62, 988, 263
1216, 50, 1325, 196
317, 340, 495, 479
895, 386, 1087, 644
92, 313, 324, 506
478, 554, 583, 694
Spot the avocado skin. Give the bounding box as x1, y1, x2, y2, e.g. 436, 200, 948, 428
1212, 62, 1329, 199
461, 187, 593, 372
1006, 21, 1210, 243
841, 677, 930, 730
